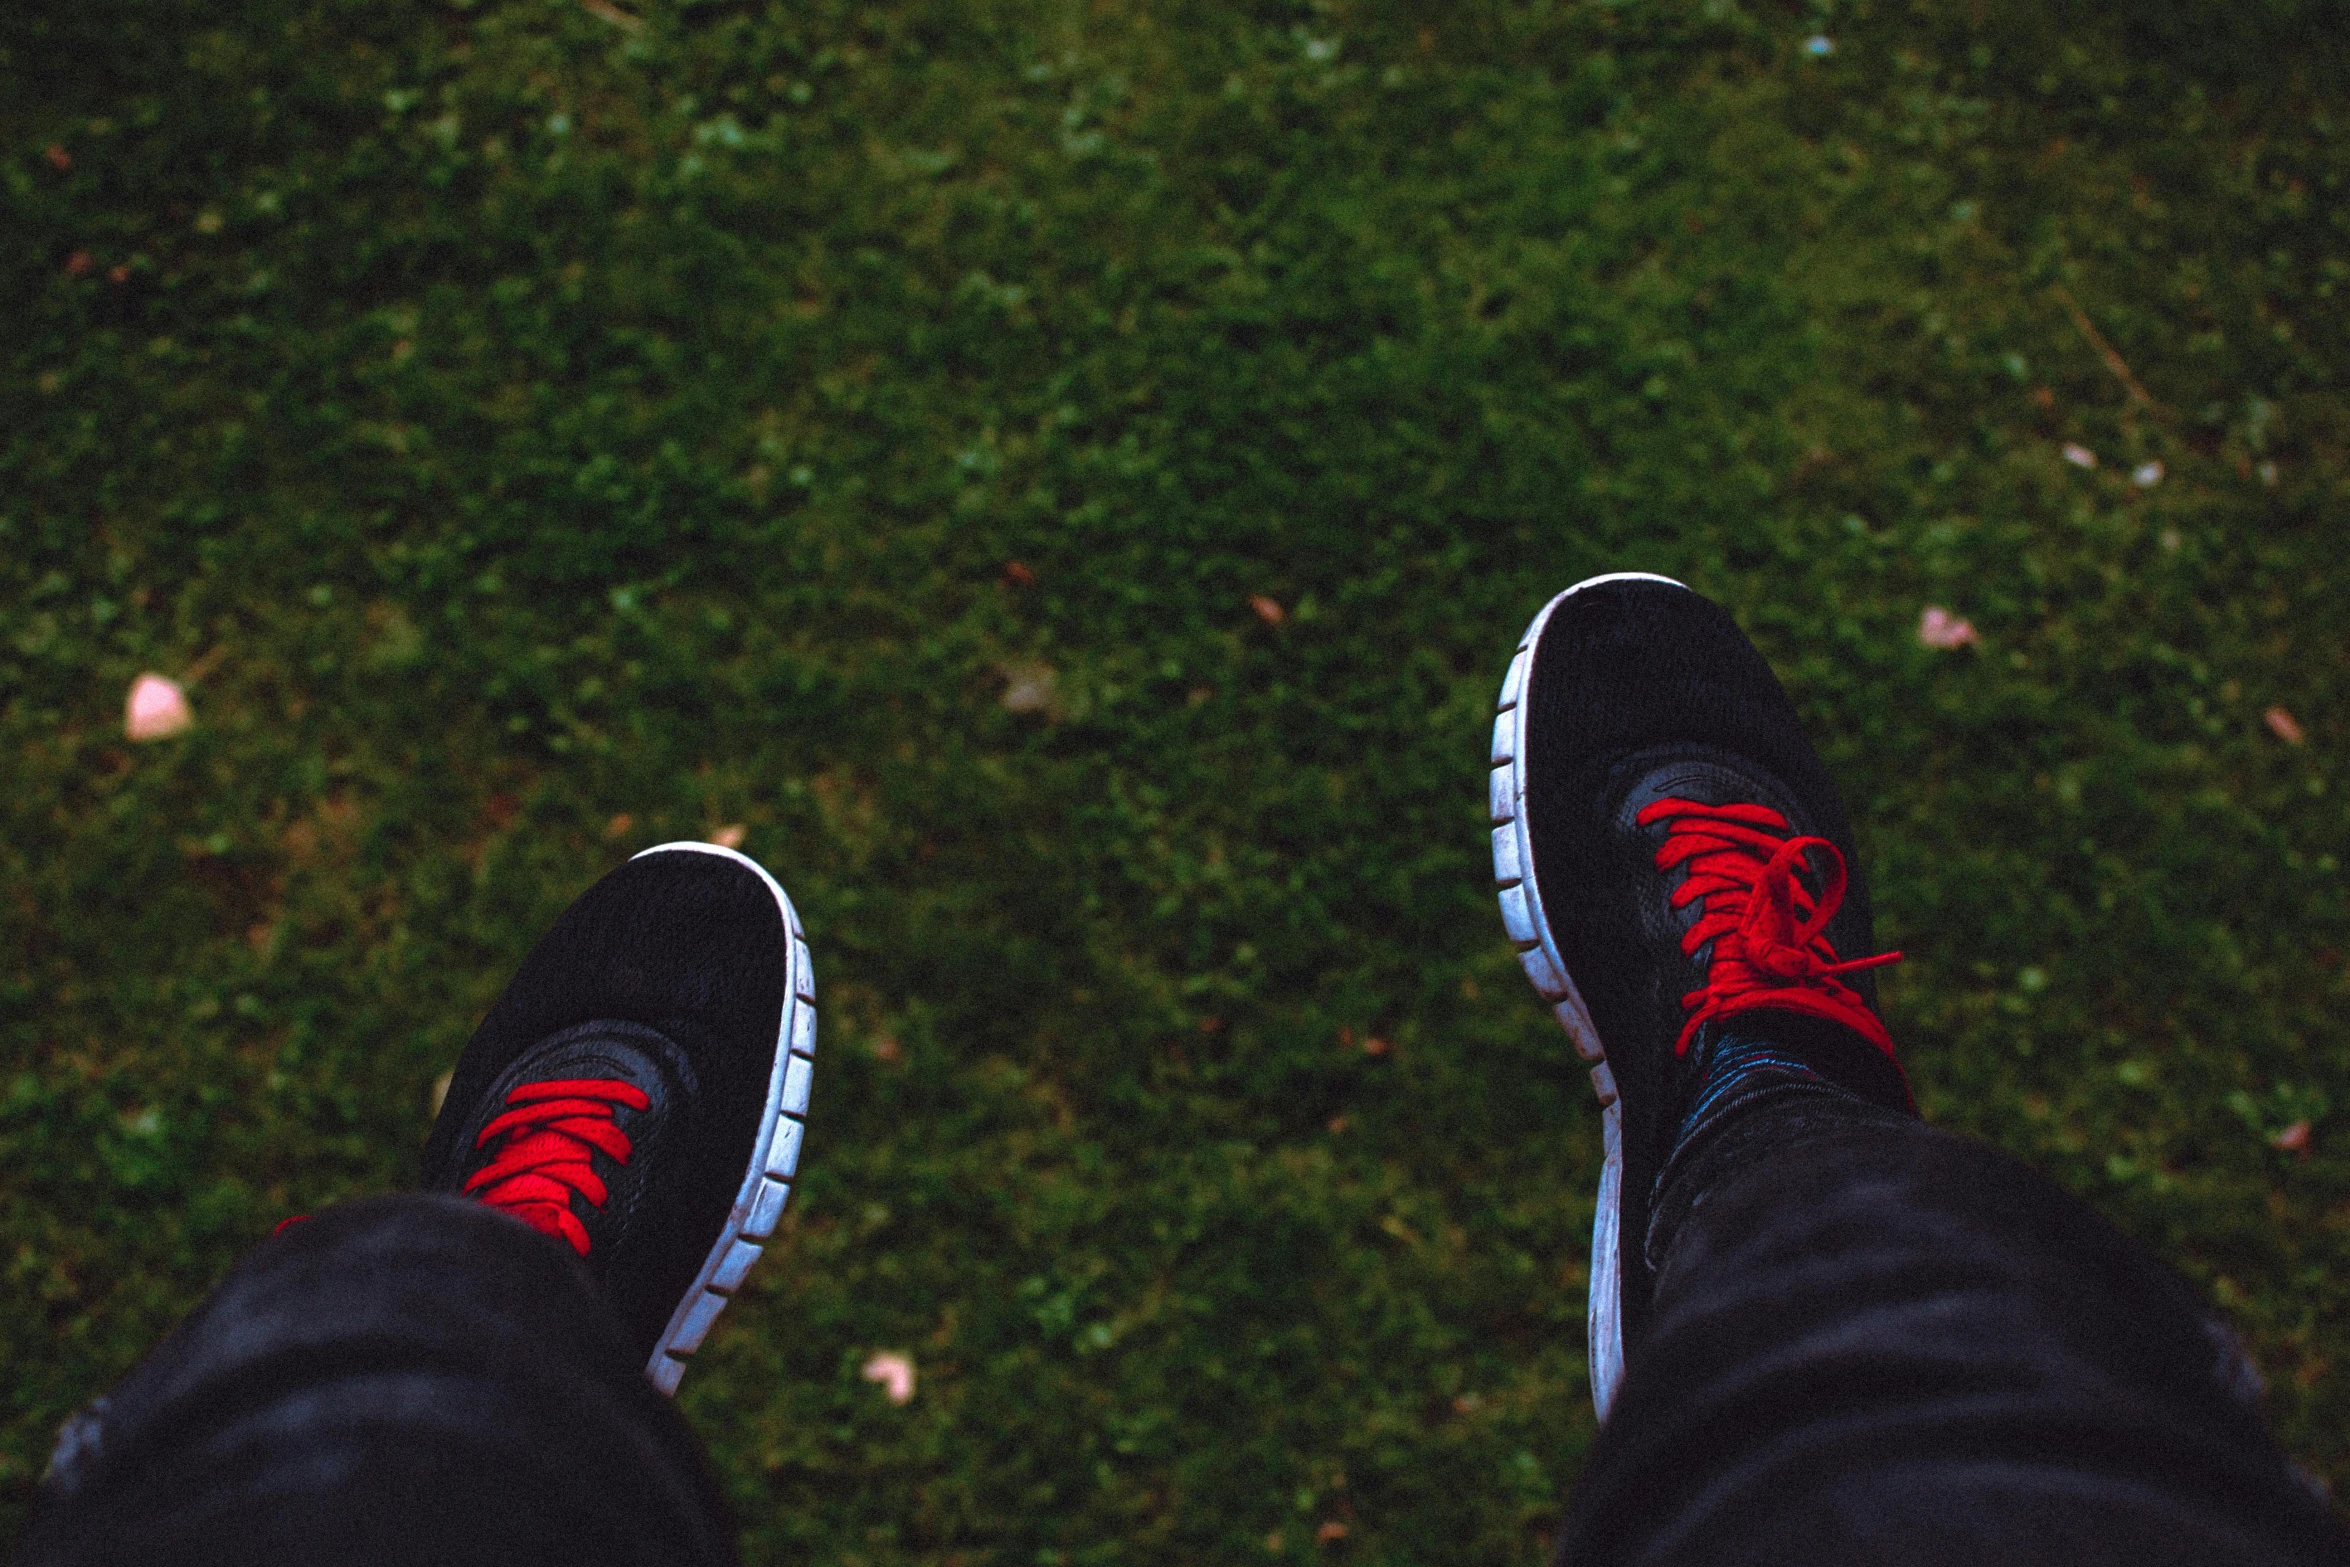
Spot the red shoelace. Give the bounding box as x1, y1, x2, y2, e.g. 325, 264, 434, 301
464, 1078, 650, 1255
1636, 797, 1903, 1059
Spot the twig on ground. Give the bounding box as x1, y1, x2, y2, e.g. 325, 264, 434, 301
2051, 285, 2160, 412
181, 644, 231, 685
579, 0, 643, 32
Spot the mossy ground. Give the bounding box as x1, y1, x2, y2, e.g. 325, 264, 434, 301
6, 1, 2349, 1559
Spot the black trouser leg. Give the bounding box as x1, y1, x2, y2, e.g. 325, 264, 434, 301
12, 1195, 738, 1567
1559, 1095, 2350, 1566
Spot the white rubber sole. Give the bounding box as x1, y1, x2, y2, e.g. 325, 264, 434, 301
632, 840, 816, 1395
1489, 571, 1685, 1422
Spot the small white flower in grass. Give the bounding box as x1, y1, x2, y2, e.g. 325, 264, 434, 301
1000, 664, 1056, 715
125, 673, 194, 740
1917, 607, 1979, 650
2132, 461, 2164, 487
862, 1351, 915, 1404
2062, 443, 2097, 469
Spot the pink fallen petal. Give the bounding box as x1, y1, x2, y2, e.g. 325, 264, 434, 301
1248, 594, 1286, 626
862, 1351, 915, 1404
707, 824, 747, 849
125, 673, 194, 740
2265, 706, 2306, 745
2061, 443, 2097, 469
1917, 606, 1979, 650
2271, 1119, 2311, 1156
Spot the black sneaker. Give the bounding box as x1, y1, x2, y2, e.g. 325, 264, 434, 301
421, 841, 815, 1395
1488, 574, 1909, 1418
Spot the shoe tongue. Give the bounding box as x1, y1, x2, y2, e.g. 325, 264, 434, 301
510, 1018, 686, 1096
1613, 748, 1815, 835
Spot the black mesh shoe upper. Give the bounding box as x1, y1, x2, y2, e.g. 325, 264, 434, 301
422, 848, 794, 1362
1520, 578, 1908, 1353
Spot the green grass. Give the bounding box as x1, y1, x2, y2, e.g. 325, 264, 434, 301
6, 0, 2349, 1558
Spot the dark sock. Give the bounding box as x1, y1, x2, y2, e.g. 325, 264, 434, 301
1644, 1011, 1915, 1271
1675, 1031, 1837, 1137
